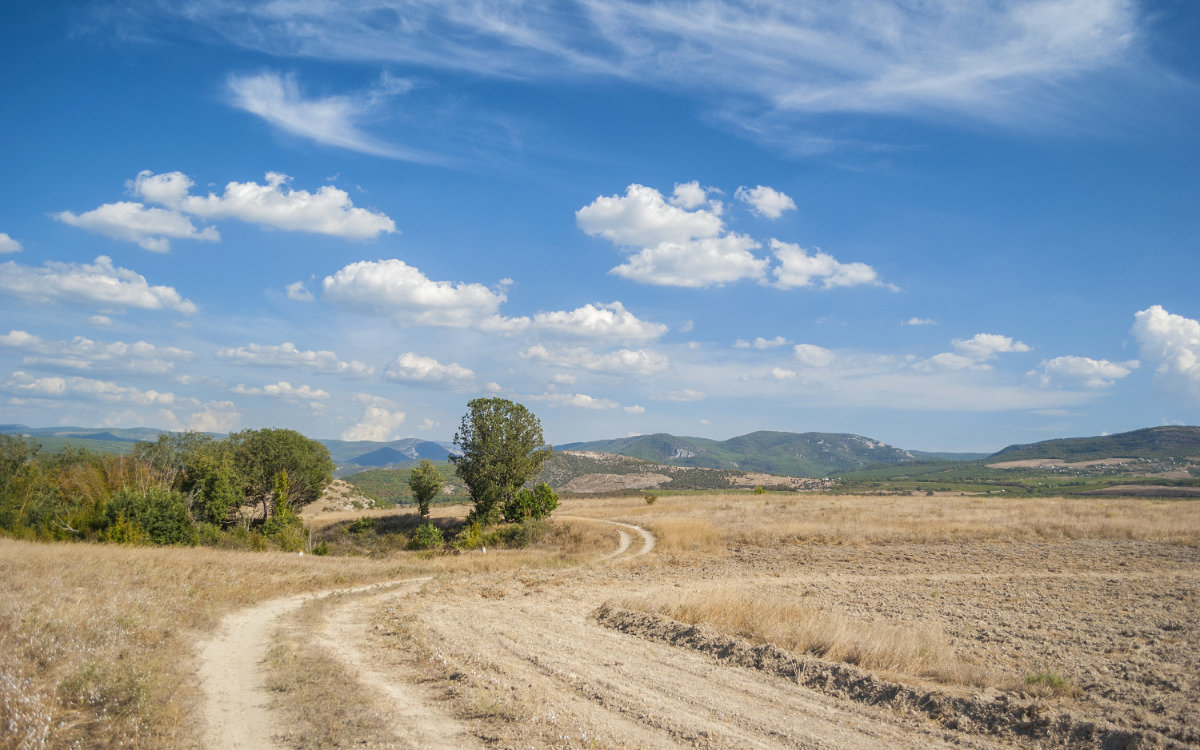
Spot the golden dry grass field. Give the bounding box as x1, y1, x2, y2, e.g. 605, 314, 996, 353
2, 492, 1198, 748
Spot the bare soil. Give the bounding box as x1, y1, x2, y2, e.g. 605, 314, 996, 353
193, 498, 1200, 749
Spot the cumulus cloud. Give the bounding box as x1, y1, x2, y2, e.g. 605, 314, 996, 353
4, 370, 175, 405
230, 381, 330, 401
217, 341, 374, 377
577, 183, 723, 247
342, 404, 407, 441
286, 281, 315, 302
770, 367, 798, 380
916, 333, 1031, 371
55, 202, 219, 252
624, 404, 646, 414
736, 185, 796, 219
1132, 305, 1200, 403
531, 392, 619, 410
794, 344, 837, 368
161, 401, 241, 433
323, 258, 524, 330
771, 240, 889, 290
735, 336, 788, 349
418, 418, 439, 432
520, 344, 668, 375
668, 181, 712, 210
227, 71, 425, 160
0, 330, 192, 374
611, 234, 767, 288
133, 170, 396, 240
1029, 355, 1139, 388
0, 233, 23, 253
384, 352, 475, 386
0, 255, 197, 314
532, 301, 666, 342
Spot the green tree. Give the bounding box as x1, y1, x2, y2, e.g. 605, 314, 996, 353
407, 459, 443, 517
450, 398, 553, 524
501, 482, 559, 523
227, 428, 334, 520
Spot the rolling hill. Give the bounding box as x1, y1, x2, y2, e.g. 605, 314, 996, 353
555, 430, 918, 477
988, 426, 1200, 462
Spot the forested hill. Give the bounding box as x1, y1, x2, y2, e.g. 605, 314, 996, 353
989, 426, 1200, 462
554, 430, 917, 477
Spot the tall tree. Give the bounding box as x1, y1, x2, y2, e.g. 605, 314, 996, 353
407, 459, 443, 517
227, 428, 334, 520
451, 398, 552, 524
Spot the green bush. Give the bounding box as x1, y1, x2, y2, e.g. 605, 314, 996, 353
102, 486, 197, 546
407, 523, 444, 550
644, 494, 658, 505
501, 482, 559, 523
496, 518, 545, 548
348, 517, 377, 534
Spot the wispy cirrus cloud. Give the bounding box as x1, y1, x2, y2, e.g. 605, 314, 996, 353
227, 71, 439, 162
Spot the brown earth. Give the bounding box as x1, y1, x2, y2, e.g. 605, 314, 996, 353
195, 494, 1200, 749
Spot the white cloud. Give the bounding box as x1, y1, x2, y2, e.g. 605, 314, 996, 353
736, 185, 796, 219
227, 71, 428, 161
418, 418, 439, 432
0, 233, 22, 253
1132, 305, 1200, 404
384, 352, 475, 385
1029, 355, 1139, 388
771, 240, 889, 290
668, 181, 711, 210
904, 317, 937, 326
4, 370, 175, 405
915, 333, 1031, 371
770, 367, 798, 380
170, 2, 1141, 134
217, 341, 374, 377
531, 392, 619, 410
322, 258, 520, 330
577, 183, 723, 247
161, 401, 241, 433
611, 234, 767, 288
520, 344, 668, 375
623, 404, 646, 414
55, 201, 220, 252
0, 330, 192, 374
658, 388, 706, 402
230, 381, 330, 401
735, 336, 788, 350
0, 255, 197, 314
532, 301, 666, 341
133, 170, 396, 240
286, 281, 315, 302
794, 344, 837, 368
550, 373, 577, 386
89, 315, 113, 327
342, 405, 408, 441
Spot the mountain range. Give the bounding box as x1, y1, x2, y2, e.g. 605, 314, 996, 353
3, 424, 1197, 479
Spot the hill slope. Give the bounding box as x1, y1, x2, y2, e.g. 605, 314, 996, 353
556, 431, 915, 477
989, 426, 1200, 462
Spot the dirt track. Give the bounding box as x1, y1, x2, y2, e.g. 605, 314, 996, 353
198, 514, 1199, 749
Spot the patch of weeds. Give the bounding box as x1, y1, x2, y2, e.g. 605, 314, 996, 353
644, 494, 658, 505
348, 517, 377, 534
1023, 670, 1075, 696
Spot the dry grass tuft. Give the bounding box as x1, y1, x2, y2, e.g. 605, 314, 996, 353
620, 584, 990, 687
645, 517, 725, 554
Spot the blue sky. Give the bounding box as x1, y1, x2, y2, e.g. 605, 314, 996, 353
1, 0, 1198, 452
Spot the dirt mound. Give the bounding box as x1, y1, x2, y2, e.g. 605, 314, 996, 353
563, 472, 672, 493
595, 605, 1191, 749
311, 479, 376, 514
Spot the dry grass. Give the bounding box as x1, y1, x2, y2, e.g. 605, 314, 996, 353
645, 517, 725, 554
562, 493, 1200, 546
0, 540, 416, 749
619, 584, 990, 687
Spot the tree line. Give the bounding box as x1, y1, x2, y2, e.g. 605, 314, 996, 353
0, 428, 333, 549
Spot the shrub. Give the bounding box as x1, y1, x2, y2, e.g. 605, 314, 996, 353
500, 482, 559, 523
644, 494, 658, 505
497, 518, 545, 548
407, 523, 444, 550
311, 540, 330, 556
348, 517, 377, 534
102, 487, 196, 546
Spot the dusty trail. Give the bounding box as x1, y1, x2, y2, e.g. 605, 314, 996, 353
196, 578, 429, 750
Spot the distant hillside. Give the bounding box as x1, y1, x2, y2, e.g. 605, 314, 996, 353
989, 426, 1200, 462
555, 431, 915, 477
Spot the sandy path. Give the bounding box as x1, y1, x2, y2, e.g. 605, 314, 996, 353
558, 515, 656, 559
197, 578, 429, 750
